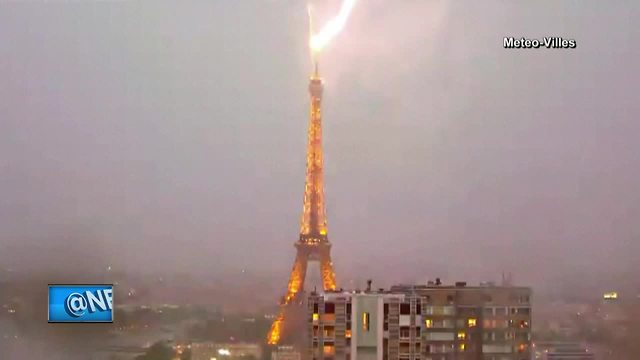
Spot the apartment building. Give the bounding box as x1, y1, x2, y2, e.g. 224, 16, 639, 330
307, 281, 532, 360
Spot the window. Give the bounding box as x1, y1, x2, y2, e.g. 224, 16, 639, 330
346, 303, 352, 315
517, 307, 530, 315
457, 331, 466, 340
362, 312, 370, 331
384, 303, 389, 315
323, 344, 335, 356
443, 306, 455, 315
458, 343, 465, 352
323, 326, 334, 337
399, 342, 411, 355
519, 320, 529, 328
443, 319, 454, 328
425, 332, 455, 341
424, 319, 454, 329
484, 307, 494, 316
415, 327, 421, 337
425, 306, 433, 315
312, 313, 319, 321
313, 303, 319, 313
416, 301, 421, 314
468, 318, 477, 327
325, 302, 335, 314
345, 329, 352, 338
400, 303, 411, 315
482, 344, 511, 353
425, 305, 455, 316
447, 295, 454, 304
400, 327, 411, 339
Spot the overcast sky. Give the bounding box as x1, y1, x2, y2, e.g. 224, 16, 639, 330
1, 0, 638, 288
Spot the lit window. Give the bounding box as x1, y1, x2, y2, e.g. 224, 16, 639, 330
425, 319, 433, 328
459, 343, 465, 351
323, 344, 335, 355
362, 312, 370, 331
457, 331, 466, 340
312, 313, 319, 321
468, 318, 477, 327
345, 329, 352, 338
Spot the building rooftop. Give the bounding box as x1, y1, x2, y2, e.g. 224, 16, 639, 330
312, 279, 531, 297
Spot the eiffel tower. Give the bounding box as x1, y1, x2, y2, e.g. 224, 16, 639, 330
267, 63, 337, 345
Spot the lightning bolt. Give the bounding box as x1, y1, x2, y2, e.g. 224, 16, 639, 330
309, 0, 357, 53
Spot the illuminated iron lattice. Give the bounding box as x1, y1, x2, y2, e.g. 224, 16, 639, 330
267, 69, 337, 345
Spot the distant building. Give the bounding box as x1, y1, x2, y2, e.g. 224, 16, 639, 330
91, 346, 146, 360
190, 341, 262, 360
308, 281, 532, 360
534, 342, 595, 360
272, 345, 302, 360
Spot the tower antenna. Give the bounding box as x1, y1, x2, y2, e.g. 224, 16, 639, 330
308, 4, 319, 77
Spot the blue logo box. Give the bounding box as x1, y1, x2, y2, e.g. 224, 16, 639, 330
48, 284, 114, 323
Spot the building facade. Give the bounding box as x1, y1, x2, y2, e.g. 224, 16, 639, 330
272, 345, 303, 360
308, 282, 532, 360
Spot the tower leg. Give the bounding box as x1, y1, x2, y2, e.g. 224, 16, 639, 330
284, 249, 309, 304
268, 249, 309, 345
267, 310, 285, 345
320, 249, 336, 291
